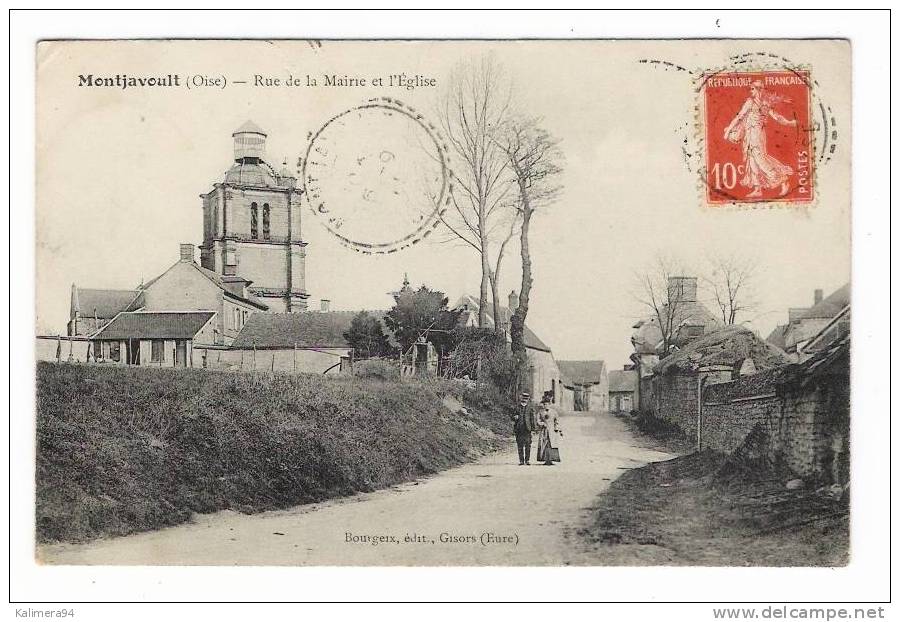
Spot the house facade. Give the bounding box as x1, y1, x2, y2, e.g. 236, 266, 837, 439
558, 360, 608, 412
202, 311, 355, 374
608, 368, 638, 414
767, 283, 850, 361
630, 275, 722, 411
90, 311, 216, 367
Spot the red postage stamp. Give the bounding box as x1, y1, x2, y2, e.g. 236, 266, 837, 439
702, 70, 814, 205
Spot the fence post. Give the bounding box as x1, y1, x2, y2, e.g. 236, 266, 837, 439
253, 345, 257, 371
67, 336, 74, 362
293, 343, 297, 373
271, 352, 275, 373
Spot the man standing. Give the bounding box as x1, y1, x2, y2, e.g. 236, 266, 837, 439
510, 391, 536, 465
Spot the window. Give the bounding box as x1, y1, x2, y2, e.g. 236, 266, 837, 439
250, 202, 258, 238
262, 204, 270, 240
151, 339, 164, 363
109, 341, 120, 362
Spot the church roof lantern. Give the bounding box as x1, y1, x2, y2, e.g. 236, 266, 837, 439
232, 120, 267, 162
233, 120, 266, 137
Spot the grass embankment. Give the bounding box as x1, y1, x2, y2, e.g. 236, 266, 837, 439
36, 362, 510, 544
578, 422, 849, 566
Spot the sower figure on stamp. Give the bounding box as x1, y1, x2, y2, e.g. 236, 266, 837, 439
723, 79, 798, 198
510, 391, 536, 466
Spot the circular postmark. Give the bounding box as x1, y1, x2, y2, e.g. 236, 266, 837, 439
302, 97, 451, 253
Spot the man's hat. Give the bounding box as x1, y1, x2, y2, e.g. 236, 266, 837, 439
520, 391, 530, 397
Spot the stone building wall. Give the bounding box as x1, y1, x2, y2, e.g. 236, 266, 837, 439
698, 365, 849, 484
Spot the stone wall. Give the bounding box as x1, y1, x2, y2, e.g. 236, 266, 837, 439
699, 365, 849, 484
653, 372, 701, 438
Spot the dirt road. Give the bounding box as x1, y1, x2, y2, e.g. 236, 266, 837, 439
39, 411, 675, 566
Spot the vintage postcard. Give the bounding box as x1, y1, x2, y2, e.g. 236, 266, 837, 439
33, 38, 851, 568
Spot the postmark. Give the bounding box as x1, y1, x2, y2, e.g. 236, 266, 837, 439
302, 97, 451, 254
700, 69, 814, 205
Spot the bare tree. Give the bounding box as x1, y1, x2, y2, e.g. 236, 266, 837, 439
501, 117, 563, 358
633, 257, 692, 358
703, 254, 757, 325
436, 56, 516, 331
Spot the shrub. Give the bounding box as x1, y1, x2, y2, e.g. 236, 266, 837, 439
351, 357, 399, 381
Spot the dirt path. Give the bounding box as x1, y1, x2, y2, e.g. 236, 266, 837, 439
39, 411, 675, 566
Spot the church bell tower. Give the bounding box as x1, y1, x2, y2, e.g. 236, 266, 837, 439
199, 121, 309, 312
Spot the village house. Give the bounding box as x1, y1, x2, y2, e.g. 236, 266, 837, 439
608, 368, 638, 414
67, 287, 141, 336
455, 291, 561, 405
557, 360, 608, 412
630, 275, 722, 411
60, 121, 309, 354
66, 243, 269, 348
766, 283, 850, 361
90, 311, 217, 367
197, 310, 357, 374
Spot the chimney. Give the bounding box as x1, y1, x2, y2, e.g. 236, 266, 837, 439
320, 299, 331, 312
179, 243, 195, 263
668, 276, 698, 302
508, 290, 519, 312
814, 289, 824, 305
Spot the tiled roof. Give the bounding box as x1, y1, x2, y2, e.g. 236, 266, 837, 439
454, 295, 552, 353
93, 311, 215, 340
801, 283, 850, 320
231, 311, 386, 349
558, 360, 606, 385
73, 288, 141, 319
608, 369, 637, 393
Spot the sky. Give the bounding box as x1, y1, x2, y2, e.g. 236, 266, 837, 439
36, 40, 851, 366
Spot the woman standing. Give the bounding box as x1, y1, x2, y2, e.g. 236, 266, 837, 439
536, 397, 563, 466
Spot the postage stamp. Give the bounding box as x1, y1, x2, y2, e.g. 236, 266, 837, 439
701, 70, 814, 206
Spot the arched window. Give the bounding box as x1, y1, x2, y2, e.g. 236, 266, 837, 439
250, 202, 258, 238
262, 204, 270, 240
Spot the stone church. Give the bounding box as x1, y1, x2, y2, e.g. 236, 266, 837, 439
66, 121, 312, 353
200, 120, 309, 312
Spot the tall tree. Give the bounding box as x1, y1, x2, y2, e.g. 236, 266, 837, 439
343, 311, 394, 359
385, 282, 463, 355
703, 254, 757, 325
501, 118, 563, 358
436, 56, 516, 331
633, 257, 692, 358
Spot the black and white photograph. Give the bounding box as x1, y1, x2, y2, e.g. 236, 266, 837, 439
8, 8, 892, 613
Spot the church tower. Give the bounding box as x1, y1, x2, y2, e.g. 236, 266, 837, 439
199, 121, 309, 312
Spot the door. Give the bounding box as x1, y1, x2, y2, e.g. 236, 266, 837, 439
175, 340, 187, 367
127, 339, 141, 365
